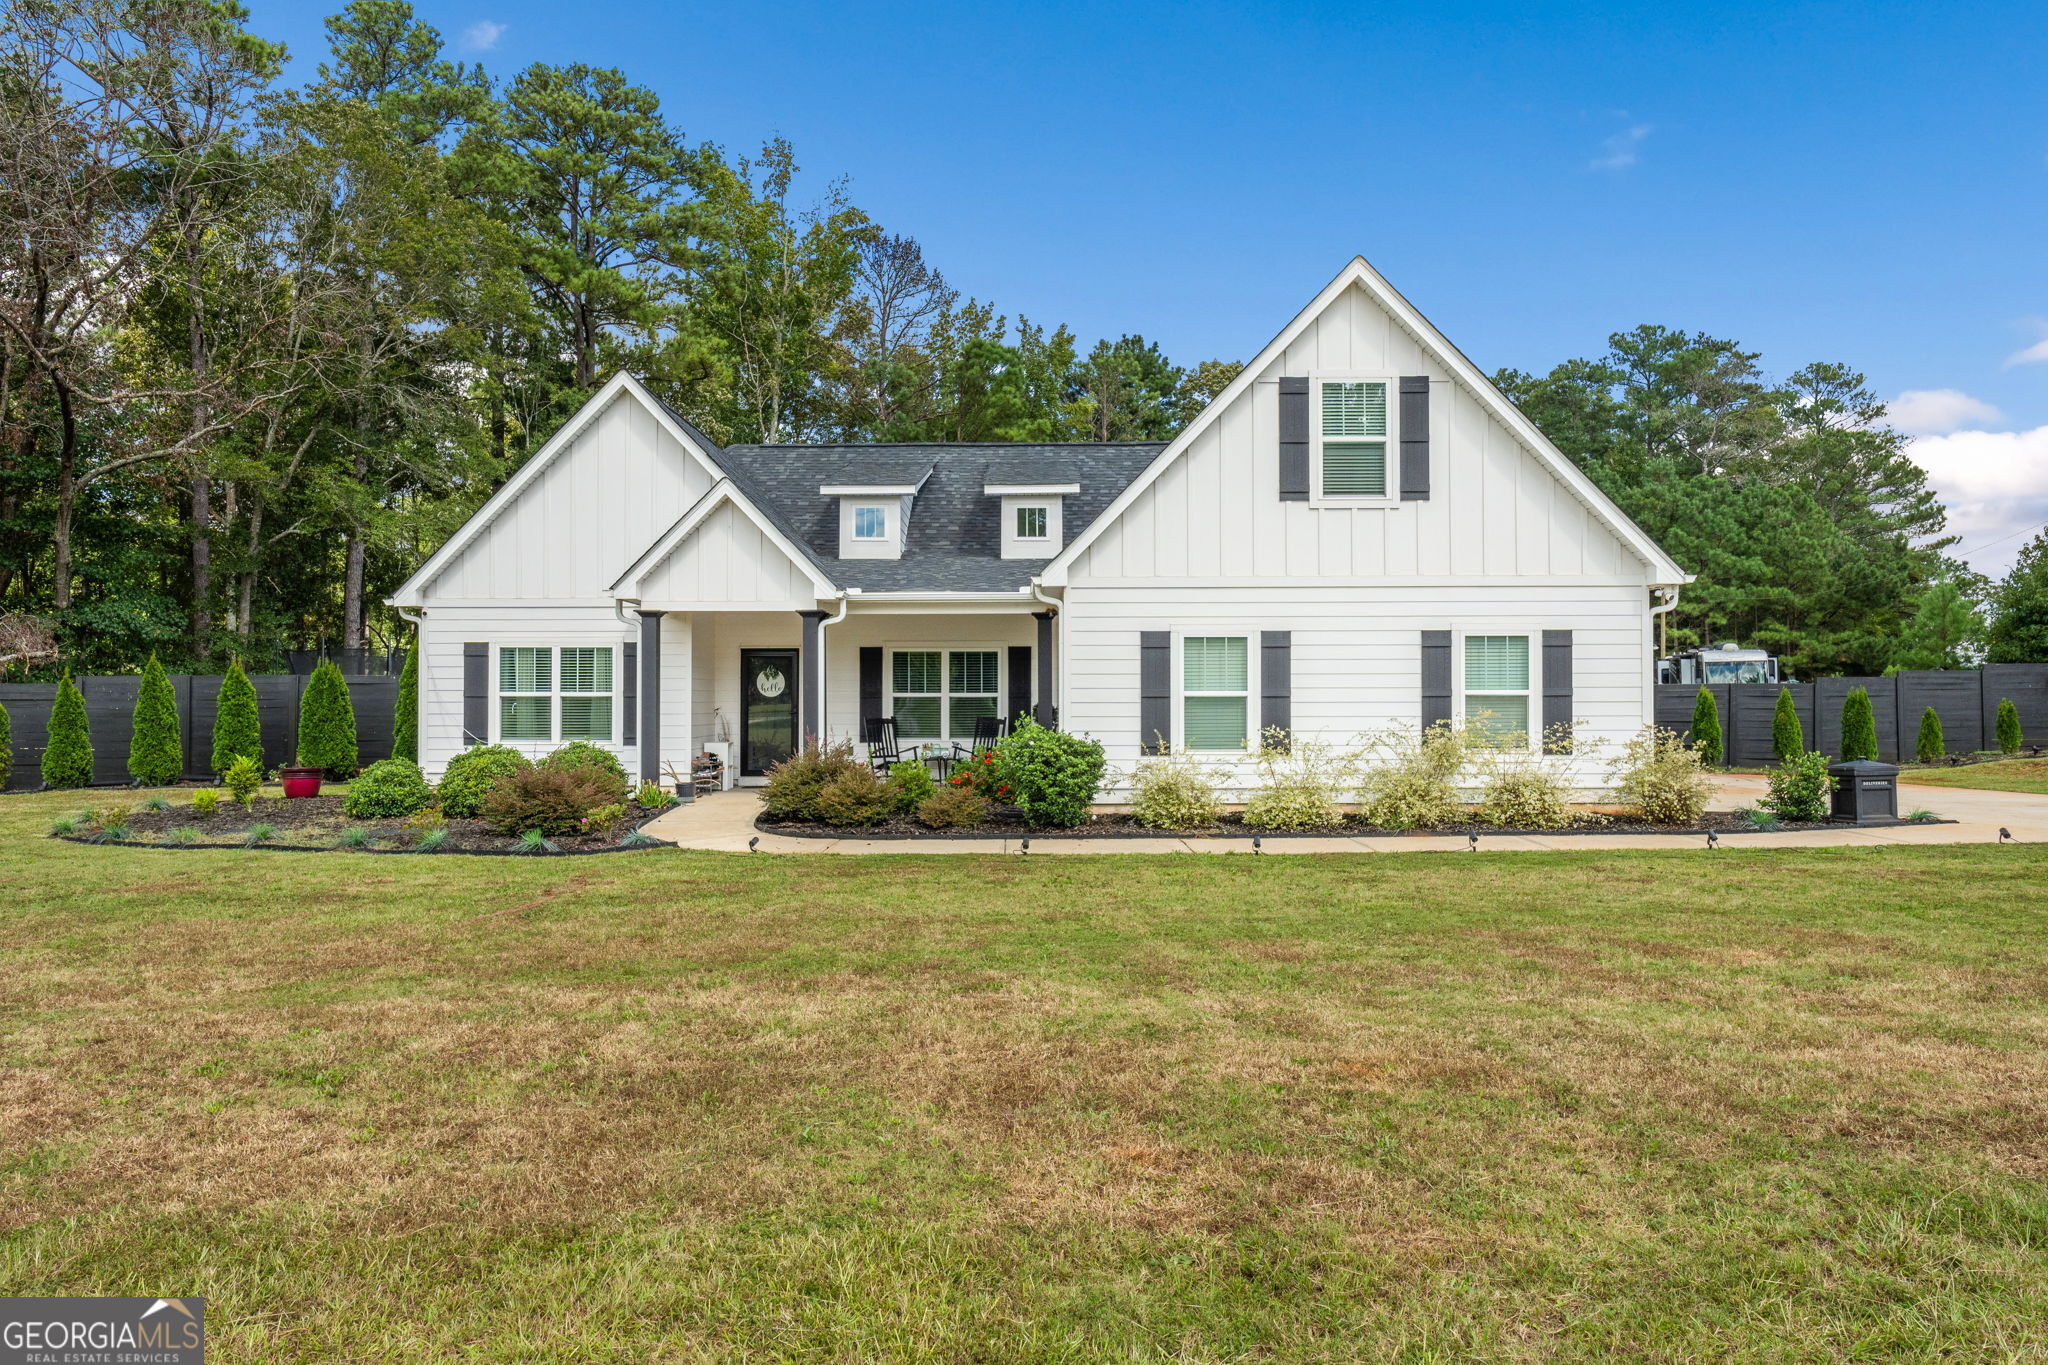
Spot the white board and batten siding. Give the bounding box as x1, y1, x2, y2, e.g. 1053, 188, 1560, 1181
636, 500, 817, 609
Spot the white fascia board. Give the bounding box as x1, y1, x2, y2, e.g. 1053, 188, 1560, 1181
983, 483, 1081, 496
609, 479, 838, 601
1047, 256, 1691, 589
820, 483, 922, 496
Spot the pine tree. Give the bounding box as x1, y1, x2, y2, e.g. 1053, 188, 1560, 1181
212, 658, 265, 776
393, 642, 419, 763
1689, 687, 1723, 765
1915, 706, 1944, 764
1839, 687, 1878, 761
1996, 697, 2023, 755
0, 699, 11, 792
42, 672, 93, 789
296, 659, 359, 777
128, 653, 184, 785
1771, 687, 1802, 763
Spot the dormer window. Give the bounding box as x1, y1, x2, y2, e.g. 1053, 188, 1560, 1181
986, 461, 1080, 559
823, 461, 931, 560
853, 505, 888, 540
1015, 505, 1049, 541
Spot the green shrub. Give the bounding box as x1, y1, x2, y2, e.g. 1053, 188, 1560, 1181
343, 758, 434, 819
1243, 729, 1347, 831
1771, 687, 1802, 763
1358, 721, 1472, 830
242, 822, 279, 847
945, 747, 1006, 802
222, 754, 264, 807
0, 698, 10, 792
538, 740, 628, 803
1128, 750, 1223, 831
916, 785, 989, 829
887, 758, 937, 814
1688, 688, 1723, 766
761, 740, 863, 820
1839, 687, 1878, 761
127, 652, 183, 786
1762, 750, 1833, 823
1915, 707, 1945, 764
993, 717, 1104, 829
392, 642, 419, 764
1476, 751, 1584, 830
633, 779, 675, 810
41, 672, 93, 790
579, 802, 628, 837
812, 767, 896, 826
1996, 697, 2023, 754
480, 765, 613, 837
437, 744, 531, 818
1609, 728, 1712, 826
296, 659, 358, 777
211, 658, 263, 776
399, 806, 446, 844
191, 788, 220, 817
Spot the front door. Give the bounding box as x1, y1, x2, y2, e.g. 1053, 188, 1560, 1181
740, 648, 799, 776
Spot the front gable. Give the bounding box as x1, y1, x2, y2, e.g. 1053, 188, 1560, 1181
1052, 258, 1687, 587
611, 484, 835, 608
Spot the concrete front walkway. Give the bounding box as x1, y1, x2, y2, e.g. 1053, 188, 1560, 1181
641, 774, 2047, 855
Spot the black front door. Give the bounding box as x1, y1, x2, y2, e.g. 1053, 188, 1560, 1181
740, 648, 799, 776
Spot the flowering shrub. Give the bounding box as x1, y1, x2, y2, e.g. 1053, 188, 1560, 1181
1356, 722, 1473, 830
946, 747, 1010, 803
579, 802, 628, 837
1243, 730, 1349, 830
1609, 728, 1712, 826
1129, 750, 1223, 831
992, 718, 1104, 828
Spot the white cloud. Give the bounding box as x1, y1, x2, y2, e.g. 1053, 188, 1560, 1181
1589, 124, 1652, 171
461, 20, 504, 52
1886, 388, 2004, 436
1908, 425, 2048, 577
2006, 336, 2048, 368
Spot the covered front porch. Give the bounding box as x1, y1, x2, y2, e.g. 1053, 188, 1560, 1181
631, 597, 1058, 792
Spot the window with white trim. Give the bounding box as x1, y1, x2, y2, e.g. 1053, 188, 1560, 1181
1015, 505, 1048, 540
1463, 635, 1530, 748
891, 649, 1000, 741
497, 645, 614, 743
852, 504, 888, 539
1182, 636, 1249, 751
1318, 379, 1390, 498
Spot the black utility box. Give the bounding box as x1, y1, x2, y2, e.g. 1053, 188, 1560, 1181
1829, 759, 1900, 825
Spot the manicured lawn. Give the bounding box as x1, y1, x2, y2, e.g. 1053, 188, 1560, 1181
4, 786, 2047, 1362
1901, 757, 2048, 796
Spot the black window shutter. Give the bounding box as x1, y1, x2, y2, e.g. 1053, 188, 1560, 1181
1542, 630, 1574, 752
1278, 377, 1310, 501
860, 647, 883, 729
1139, 631, 1171, 754
1260, 631, 1291, 749
622, 641, 638, 745
1007, 645, 1032, 729
1421, 630, 1452, 730
1399, 376, 1430, 501
462, 642, 488, 746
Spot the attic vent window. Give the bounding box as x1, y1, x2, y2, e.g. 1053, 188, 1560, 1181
1015, 506, 1048, 540
1318, 379, 1390, 499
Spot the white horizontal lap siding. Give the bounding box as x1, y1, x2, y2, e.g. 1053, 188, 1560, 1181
426, 393, 715, 601
822, 612, 1036, 745
415, 604, 637, 779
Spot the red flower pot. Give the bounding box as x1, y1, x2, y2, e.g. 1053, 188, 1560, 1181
280, 766, 323, 799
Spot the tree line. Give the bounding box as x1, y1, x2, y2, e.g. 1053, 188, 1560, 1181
1, 0, 2040, 680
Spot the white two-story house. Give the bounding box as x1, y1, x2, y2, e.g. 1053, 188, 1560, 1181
388, 257, 1689, 795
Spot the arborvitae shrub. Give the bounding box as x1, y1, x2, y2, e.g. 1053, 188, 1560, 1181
1771, 687, 1803, 764
1915, 707, 1945, 764
42, 672, 93, 789
392, 643, 419, 764
129, 653, 183, 786
1839, 687, 1878, 762
212, 659, 264, 776
1689, 687, 1723, 766
296, 660, 359, 777
1996, 697, 2023, 755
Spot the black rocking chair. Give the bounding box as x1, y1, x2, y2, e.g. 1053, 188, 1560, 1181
862, 715, 919, 775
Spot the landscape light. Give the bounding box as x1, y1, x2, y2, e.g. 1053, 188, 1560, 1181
1252, 835, 1262, 855
748, 836, 758, 852
1707, 830, 1719, 849
1020, 837, 1030, 855
2001, 828, 2013, 844
1468, 833, 1478, 852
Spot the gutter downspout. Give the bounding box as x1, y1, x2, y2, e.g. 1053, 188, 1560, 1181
1650, 585, 1681, 664
1030, 579, 1064, 729
814, 593, 850, 740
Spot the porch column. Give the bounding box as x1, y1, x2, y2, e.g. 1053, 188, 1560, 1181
798, 609, 828, 744
1033, 609, 1057, 728
637, 610, 665, 788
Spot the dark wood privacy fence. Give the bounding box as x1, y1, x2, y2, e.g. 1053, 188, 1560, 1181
1655, 663, 2048, 766
1, 672, 398, 790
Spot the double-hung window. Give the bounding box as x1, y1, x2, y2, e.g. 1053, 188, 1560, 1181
1182, 636, 1250, 751
497, 645, 614, 743
891, 649, 1000, 741
1463, 635, 1531, 748
1318, 379, 1390, 498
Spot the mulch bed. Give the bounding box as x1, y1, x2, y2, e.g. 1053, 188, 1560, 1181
53, 793, 672, 855
756, 808, 1886, 841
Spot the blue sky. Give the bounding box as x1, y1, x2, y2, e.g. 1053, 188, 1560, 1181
246, 0, 2048, 574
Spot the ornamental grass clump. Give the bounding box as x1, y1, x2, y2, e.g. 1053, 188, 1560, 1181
1609, 727, 1713, 826
128, 653, 183, 786
343, 758, 434, 819
436, 744, 530, 818
1128, 749, 1224, 831
41, 672, 93, 790
1243, 730, 1349, 831
1356, 721, 1472, 830
993, 717, 1105, 829
761, 740, 863, 820
1761, 750, 1834, 823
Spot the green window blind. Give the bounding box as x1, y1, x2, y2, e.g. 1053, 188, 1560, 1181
893, 651, 941, 694
499, 646, 550, 693
1322, 441, 1387, 497
1467, 696, 1529, 748
559, 697, 611, 741
1184, 697, 1247, 751
949, 695, 999, 735
893, 699, 941, 738
951, 651, 999, 695
1321, 381, 1387, 438
559, 647, 611, 693
1464, 636, 1529, 691
1016, 506, 1048, 538
499, 696, 550, 741
1183, 637, 1248, 692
